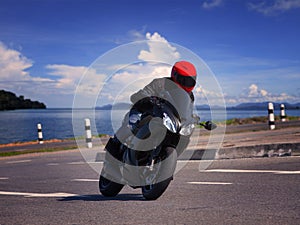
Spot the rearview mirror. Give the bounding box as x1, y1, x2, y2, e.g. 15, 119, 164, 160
204, 121, 217, 130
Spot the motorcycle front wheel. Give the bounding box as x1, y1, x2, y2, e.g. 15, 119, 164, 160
141, 147, 177, 200
99, 175, 124, 197
142, 177, 173, 200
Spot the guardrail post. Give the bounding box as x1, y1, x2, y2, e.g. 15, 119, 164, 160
85, 118, 92, 148
268, 102, 275, 130
280, 104, 286, 122
37, 123, 44, 144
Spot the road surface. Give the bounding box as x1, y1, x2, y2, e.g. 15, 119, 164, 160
0, 150, 300, 224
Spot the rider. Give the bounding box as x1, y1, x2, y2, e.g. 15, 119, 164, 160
130, 60, 197, 105
105, 61, 197, 161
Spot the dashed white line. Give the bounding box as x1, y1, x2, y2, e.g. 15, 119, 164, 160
0, 177, 9, 180
67, 162, 86, 165
274, 171, 300, 175
0, 191, 78, 198
72, 179, 98, 182
188, 181, 232, 185
47, 163, 59, 166
67, 161, 103, 165
204, 169, 300, 175
6, 160, 31, 164
87, 161, 103, 164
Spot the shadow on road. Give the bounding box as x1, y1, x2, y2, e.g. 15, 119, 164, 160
58, 193, 145, 202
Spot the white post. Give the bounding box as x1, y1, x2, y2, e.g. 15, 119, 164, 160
85, 118, 92, 148
37, 123, 44, 144
280, 104, 286, 122
268, 102, 275, 130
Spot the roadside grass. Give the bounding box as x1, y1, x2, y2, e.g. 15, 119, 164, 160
0, 134, 110, 157
0, 146, 77, 157
224, 115, 299, 126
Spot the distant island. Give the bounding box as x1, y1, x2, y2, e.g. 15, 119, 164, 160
0, 90, 46, 110
95, 102, 132, 110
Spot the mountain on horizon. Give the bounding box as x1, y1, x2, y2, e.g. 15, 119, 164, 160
96, 101, 300, 111
95, 102, 132, 110
229, 102, 300, 110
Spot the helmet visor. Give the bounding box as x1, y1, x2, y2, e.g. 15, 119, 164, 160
173, 71, 196, 88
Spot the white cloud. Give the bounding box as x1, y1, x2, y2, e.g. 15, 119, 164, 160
202, 0, 223, 9
94, 32, 182, 105
46, 64, 87, 90
75, 31, 182, 107
113, 27, 147, 44
247, 84, 273, 99
205, 51, 300, 104
195, 85, 223, 98
194, 85, 226, 107
248, 84, 259, 97
138, 32, 180, 62
248, 0, 300, 16
225, 84, 299, 105
0, 41, 55, 99
128, 28, 147, 41
0, 42, 96, 106
99, 62, 171, 104
0, 32, 183, 107
0, 41, 33, 81
260, 89, 268, 97
76, 31, 182, 107
2, 32, 299, 108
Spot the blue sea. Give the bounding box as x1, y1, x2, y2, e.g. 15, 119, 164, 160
0, 108, 299, 144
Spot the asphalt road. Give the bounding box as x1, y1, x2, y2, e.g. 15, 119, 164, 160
0, 151, 300, 225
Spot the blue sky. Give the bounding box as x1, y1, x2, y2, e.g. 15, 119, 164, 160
0, 0, 299, 107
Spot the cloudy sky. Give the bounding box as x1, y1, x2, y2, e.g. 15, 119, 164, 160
0, 0, 299, 107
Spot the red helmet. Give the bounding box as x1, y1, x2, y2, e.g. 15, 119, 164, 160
171, 61, 197, 93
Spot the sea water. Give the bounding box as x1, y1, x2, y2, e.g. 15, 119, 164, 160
0, 108, 299, 144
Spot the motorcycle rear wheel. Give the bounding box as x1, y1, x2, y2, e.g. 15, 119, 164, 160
99, 175, 124, 197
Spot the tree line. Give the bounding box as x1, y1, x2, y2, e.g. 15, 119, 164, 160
0, 90, 46, 110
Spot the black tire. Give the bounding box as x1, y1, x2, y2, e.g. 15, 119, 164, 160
142, 177, 172, 200
142, 147, 177, 200
99, 175, 124, 197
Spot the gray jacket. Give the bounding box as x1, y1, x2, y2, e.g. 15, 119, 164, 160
131, 77, 194, 104
130, 77, 195, 123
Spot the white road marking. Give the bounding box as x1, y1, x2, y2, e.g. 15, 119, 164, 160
274, 171, 300, 174
87, 161, 103, 164
72, 179, 98, 182
47, 163, 59, 166
204, 169, 300, 175
188, 181, 232, 185
0, 191, 78, 198
67, 161, 103, 165
177, 160, 205, 163
0, 177, 9, 180
67, 162, 86, 165
6, 160, 31, 164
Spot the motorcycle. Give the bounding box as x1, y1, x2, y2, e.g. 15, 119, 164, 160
99, 89, 216, 200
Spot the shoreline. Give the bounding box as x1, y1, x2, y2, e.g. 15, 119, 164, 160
1, 116, 299, 148
1, 118, 299, 157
